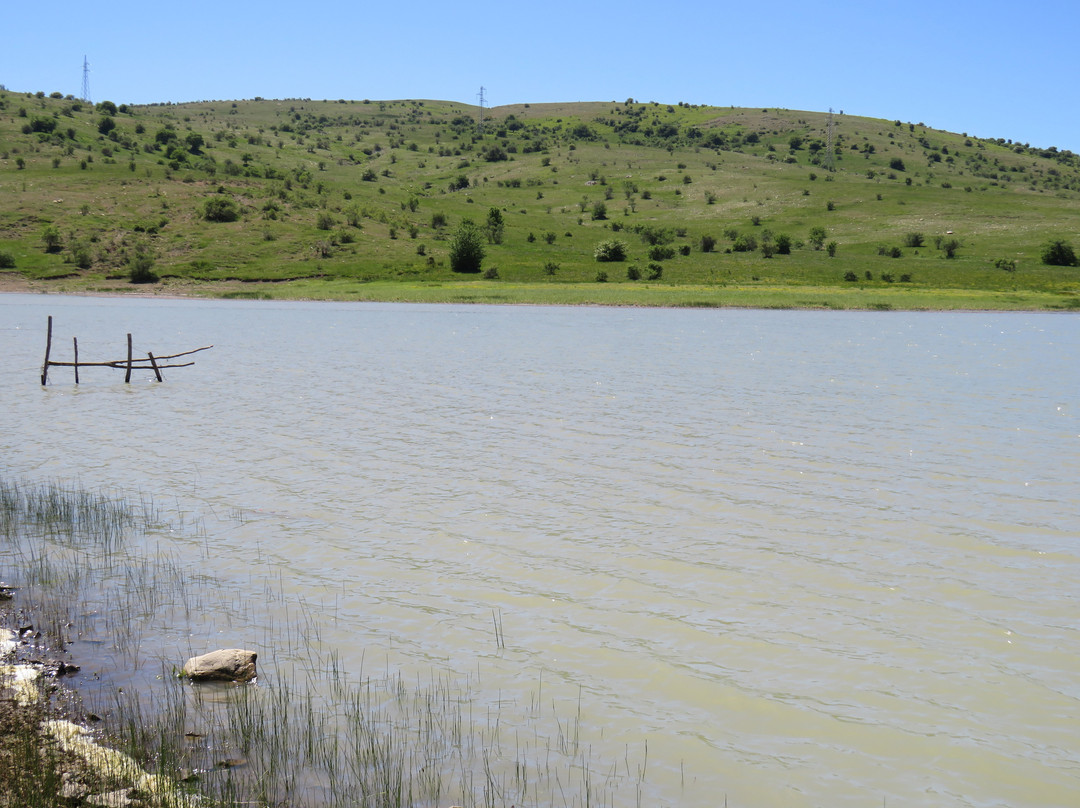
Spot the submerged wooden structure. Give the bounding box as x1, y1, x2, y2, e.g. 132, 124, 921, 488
40, 316, 212, 385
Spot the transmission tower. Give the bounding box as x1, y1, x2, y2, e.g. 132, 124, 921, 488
824, 107, 835, 171
477, 86, 486, 133
81, 56, 91, 104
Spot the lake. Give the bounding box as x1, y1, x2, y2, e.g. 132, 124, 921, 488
2, 294, 1078, 807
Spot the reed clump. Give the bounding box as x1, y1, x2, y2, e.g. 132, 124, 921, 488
2, 477, 648, 808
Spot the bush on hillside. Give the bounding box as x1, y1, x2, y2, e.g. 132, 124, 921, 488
449, 219, 485, 273
203, 197, 240, 223
594, 240, 627, 262
1041, 239, 1078, 267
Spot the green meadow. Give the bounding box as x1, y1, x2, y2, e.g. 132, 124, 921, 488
1, 90, 1078, 309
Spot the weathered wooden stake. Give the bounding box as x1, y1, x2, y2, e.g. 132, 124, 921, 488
125, 333, 133, 383
73, 337, 80, 384
148, 352, 163, 382
40, 315, 53, 386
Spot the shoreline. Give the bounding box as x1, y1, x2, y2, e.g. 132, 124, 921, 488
2, 274, 1077, 312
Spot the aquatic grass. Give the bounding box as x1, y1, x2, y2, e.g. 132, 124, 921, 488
2, 476, 651, 808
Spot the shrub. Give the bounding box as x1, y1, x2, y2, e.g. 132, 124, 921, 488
902, 232, 925, 248
941, 238, 961, 259
595, 270, 608, 282
449, 219, 485, 273
203, 197, 240, 222
128, 253, 158, 284
591, 201, 608, 221
994, 258, 1017, 272
701, 235, 717, 253
889, 246, 903, 258
316, 212, 335, 231
890, 157, 906, 171
1041, 239, 1078, 267
808, 226, 827, 250
485, 207, 505, 244
594, 239, 627, 262
431, 212, 448, 229
636, 225, 673, 245
732, 234, 757, 253
482, 267, 500, 279
679, 245, 691, 256
544, 231, 557, 244
0, 251, 15, 268
843, 271, 858, 282
646, 263, 663, 280
648, 245, 675, 261
826, 241, 838, 257
775, 234, 792, 255
543, 262, 558, 275
627, 265, 641, 280
881, 273, 894, 283
41, 225, 63, 253
900, 274, 912, 282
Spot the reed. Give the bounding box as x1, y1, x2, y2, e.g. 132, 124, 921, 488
2, 477, 650, 807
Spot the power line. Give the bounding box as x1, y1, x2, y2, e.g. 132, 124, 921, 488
477, 86, 485, 132
81, 56, 91, 104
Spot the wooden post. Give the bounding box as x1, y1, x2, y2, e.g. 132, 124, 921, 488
73, 337, 80, 384
40, 316, 53, 385
125, 333, 133, 383
147, 352, 163, 382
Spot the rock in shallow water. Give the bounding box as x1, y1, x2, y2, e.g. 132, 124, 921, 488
181, 649, 257, 682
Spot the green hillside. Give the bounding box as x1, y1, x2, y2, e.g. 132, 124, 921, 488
1, 89, 1078, 308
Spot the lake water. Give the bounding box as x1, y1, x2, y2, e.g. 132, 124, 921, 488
2, 294, 1078, 807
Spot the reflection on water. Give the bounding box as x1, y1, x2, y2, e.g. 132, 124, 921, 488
2, 295, 1078, 807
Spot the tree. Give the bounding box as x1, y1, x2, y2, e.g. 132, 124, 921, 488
450, 219, 485, 273
97, 116, 115, 135
594, 240, 628, 262
203, 197, 241, 222
484, 207, 504, 245
185, 132, 205, 154
808, 226, 827, 250
41, 225, 62, 253
890, 157, 906, 171
591, 201, 608, 221
1041, 239, 1078, 267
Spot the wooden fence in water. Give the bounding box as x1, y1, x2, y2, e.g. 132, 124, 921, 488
40, 316, 213, 385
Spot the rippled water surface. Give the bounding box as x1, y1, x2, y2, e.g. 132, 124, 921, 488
3, 295, 1078, 807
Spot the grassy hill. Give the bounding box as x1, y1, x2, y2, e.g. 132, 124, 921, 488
1, 89, 1079, 309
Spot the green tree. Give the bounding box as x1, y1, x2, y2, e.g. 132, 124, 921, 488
484, 207, 505, 245
185, 132, 205, 154
1041, 239, 1078, 267
808, 226, 827, 250
594, 239, 628, 262
203, 197, 241, 222
591, 201, 608, 221
41, 225, 62, 253
450, 219, 485, 273
97, 116, 116, 135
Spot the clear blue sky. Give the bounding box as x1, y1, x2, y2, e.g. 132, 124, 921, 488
4, 0, 1077, 152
